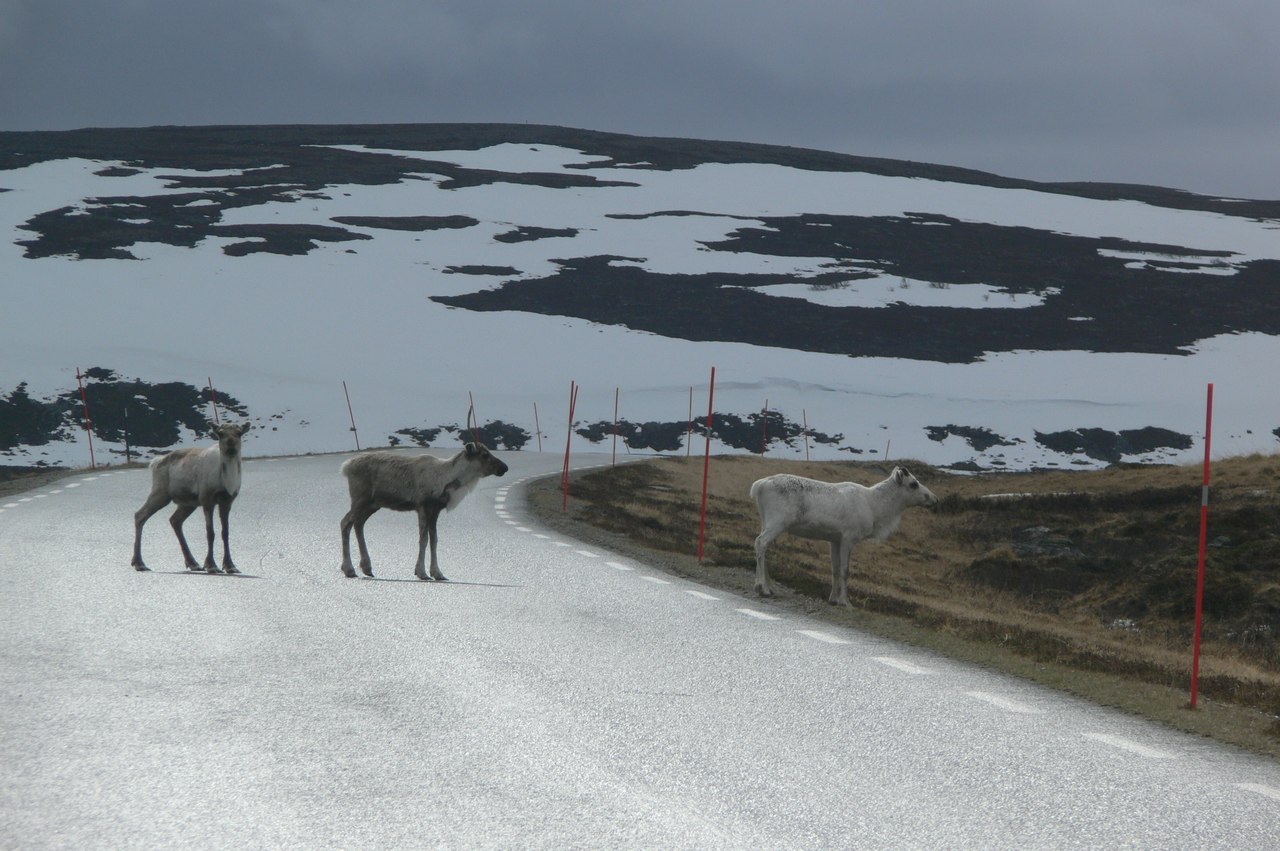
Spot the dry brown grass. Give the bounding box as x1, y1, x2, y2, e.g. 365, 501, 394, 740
528, 453, 1280, 758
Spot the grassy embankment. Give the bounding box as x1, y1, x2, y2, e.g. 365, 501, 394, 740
527, 453, 1280, 758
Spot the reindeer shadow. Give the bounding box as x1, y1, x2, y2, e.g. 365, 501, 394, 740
151, 569, 261, 579
358, 576, 522, 589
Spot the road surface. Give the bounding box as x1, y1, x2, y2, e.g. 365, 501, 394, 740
2, 450, 1278, 848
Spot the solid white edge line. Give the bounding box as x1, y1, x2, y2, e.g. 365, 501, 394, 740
1082, 732, 1177, 759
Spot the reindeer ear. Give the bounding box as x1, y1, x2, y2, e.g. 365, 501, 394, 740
464, 442, 477, 456
236, 422, 250, 434
210, 426, 222, 440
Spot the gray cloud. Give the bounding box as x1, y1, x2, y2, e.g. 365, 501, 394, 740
2, 0, 1277, 197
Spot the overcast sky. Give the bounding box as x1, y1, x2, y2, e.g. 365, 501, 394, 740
2, 0, 1277, 198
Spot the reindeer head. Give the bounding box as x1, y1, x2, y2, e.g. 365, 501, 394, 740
892, 466, 939, 508
465, 441, 509, 477
211, 422, 250, 459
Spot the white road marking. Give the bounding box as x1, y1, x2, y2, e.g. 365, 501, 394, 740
606, 562, 633, 572
964, 691, 1040, 714
1236, 783, 1280, 802
552, 541, 572, 548
735, 608, 781, 621
2, 503, 17, 509
872, 657, 931, 675
533, 534, 550, 540
684, 590, 719, 601
641, 576, 672, 585
33, 494, 47, 499
19, 498, 32, 503
516, 526, 532, 532
48, 489, 62, 494
1083, 732, 1177, 759
797, 630, 849, 645
575, 550, 599, 558
64, 483, 80, 489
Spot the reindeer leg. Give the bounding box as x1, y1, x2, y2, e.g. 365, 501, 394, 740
352, 505, 377, 577
131, 492, 170, 571
426, 506, 446, 581
219, 498, 239, 574
201, 502, 222, 573
754, 525, 781, 596
169, 504, 200, 570
414, 506, 431, 580
339, 506, 359, 577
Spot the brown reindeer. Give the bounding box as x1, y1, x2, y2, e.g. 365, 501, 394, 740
339, 443, 508, 580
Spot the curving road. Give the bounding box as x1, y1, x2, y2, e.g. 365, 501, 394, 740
2, 450, 1279, 848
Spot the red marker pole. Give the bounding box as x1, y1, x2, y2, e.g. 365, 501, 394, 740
686, 385, 693, 458
1191, 383, 1215, 709
342, 380, 360, 451
562, 380, 579, 511
207, 377, 221, 425
760, 399, 769, 455
75, 368, 96, 469
697, 367, 716, 563
612, 387, 620, 467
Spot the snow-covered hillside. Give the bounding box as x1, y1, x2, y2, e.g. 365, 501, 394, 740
2, 125, 1278, 470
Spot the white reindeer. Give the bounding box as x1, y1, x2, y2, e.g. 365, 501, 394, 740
131, 422, 250, 573
751, 466, 939, 605
339, 442, 509, 580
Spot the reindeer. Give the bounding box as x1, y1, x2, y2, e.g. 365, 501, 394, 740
339, 443, 508, 580
751, 466, 939, 605
131, 423, 250, 573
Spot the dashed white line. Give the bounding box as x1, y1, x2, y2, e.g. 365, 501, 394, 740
575, 550, 599, 558
1083, 732, 1177, 759
533, 534, 550, 540
735, 608, 781, 621
606, 562, 633, 572
797, 629, 849, 645
683, 590, 719, 601
515, 526, 532, 533
64, 483, 80, 489
1236, 783, 1280, 802
964, 691, 1040, 714
872, 656, 931, 675
552, 541, 572, 548
640, 576, 672, 585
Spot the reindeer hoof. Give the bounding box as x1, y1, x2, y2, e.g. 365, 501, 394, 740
133, 562, 150, 572
223, 565, 240, 575
340, 565, 357, 578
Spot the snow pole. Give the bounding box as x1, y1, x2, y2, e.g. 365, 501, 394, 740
697, 367, 716, 563
761, 399, 769, 455
1191, 382, 1215, 709
803, 408, 811, 462
686, 385, 693, 458
75, 368, 96, 469
534, 402, 543, 453
612, 387, 620, 467
562, 380, 579, 511
207, 377, 221, 425
342, 380, 360, 451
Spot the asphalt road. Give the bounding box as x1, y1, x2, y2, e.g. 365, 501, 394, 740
2, 450, 1279, 849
